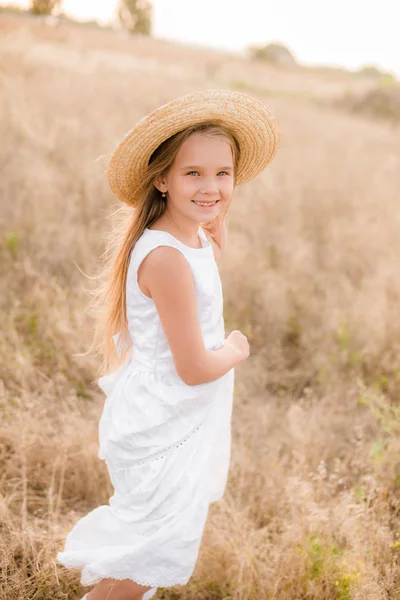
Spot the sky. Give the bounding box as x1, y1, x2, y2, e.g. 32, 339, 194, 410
6, 0, 400, 77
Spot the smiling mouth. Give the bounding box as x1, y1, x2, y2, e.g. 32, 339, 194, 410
192, 200, 220, 206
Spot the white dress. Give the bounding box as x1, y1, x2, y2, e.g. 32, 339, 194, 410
57, 226, 235, 598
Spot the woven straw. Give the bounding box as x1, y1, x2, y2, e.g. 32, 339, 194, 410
107, 89, 280, 206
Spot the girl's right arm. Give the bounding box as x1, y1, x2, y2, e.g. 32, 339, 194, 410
138, 246, 249, 386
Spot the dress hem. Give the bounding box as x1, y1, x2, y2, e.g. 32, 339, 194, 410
57, 555, 190, 588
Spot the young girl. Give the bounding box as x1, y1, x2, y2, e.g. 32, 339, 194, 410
57, 89, 279, 600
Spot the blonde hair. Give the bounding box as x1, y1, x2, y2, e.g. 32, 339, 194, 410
87, 122, 240, 375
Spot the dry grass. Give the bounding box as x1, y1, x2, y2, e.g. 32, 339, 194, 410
1, 11, 400, 600
335, 86, 400, 124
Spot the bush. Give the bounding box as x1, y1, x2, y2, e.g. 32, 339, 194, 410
30, 0, 61, 15
118, 0, 152, 35
247, 42, 297, 66
358, 64, 385, 79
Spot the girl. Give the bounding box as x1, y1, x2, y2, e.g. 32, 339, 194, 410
57, 89, 279, 600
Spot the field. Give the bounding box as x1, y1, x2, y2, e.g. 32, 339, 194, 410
1, 10, 400, 600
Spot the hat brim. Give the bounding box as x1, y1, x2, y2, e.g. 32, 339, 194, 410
107, 89, 280, 206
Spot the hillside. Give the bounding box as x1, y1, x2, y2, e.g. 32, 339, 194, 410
1, 11, 400, 600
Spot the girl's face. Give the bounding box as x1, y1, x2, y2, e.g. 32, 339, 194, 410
156, 132, 235, 224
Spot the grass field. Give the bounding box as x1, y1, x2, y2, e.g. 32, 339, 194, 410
1, 10, 400, 600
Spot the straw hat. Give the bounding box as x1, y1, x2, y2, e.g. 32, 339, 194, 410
107, 89, 280, 206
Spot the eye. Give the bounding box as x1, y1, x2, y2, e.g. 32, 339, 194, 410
186, 171, 230, 176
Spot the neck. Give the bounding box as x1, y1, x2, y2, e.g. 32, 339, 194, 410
153, 209, 202, 246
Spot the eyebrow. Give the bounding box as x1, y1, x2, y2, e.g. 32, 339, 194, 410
180, 165, 233, 170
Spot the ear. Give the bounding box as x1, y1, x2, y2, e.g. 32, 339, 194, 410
154, 173, 167, 193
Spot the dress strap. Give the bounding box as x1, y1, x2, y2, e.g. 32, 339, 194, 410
198, 226, 210, 247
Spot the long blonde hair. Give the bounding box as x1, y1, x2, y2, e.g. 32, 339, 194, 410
88, 122, 240, 375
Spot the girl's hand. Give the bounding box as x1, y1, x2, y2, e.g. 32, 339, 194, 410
203, 212, 229, 253
223, 330, 250, 362
206, 217, 225, 245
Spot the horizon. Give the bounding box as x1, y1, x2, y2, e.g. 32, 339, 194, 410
2, 0, 400, 78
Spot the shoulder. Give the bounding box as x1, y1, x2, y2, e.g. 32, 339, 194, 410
133, 231, 188, 269
139, 244, 189, 270
137, 245, 193, 300
138, 245, 192, 289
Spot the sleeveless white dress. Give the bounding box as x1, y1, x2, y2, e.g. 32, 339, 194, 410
57, 226, 235, 598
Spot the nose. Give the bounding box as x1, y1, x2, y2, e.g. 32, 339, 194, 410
199, 176, 219, 195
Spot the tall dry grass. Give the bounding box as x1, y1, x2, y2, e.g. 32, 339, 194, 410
1, 11, 400, 600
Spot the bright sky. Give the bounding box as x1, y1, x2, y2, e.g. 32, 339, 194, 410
7, 0, 400, 76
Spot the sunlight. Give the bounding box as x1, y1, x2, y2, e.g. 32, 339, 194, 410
2, 0, 399, 75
